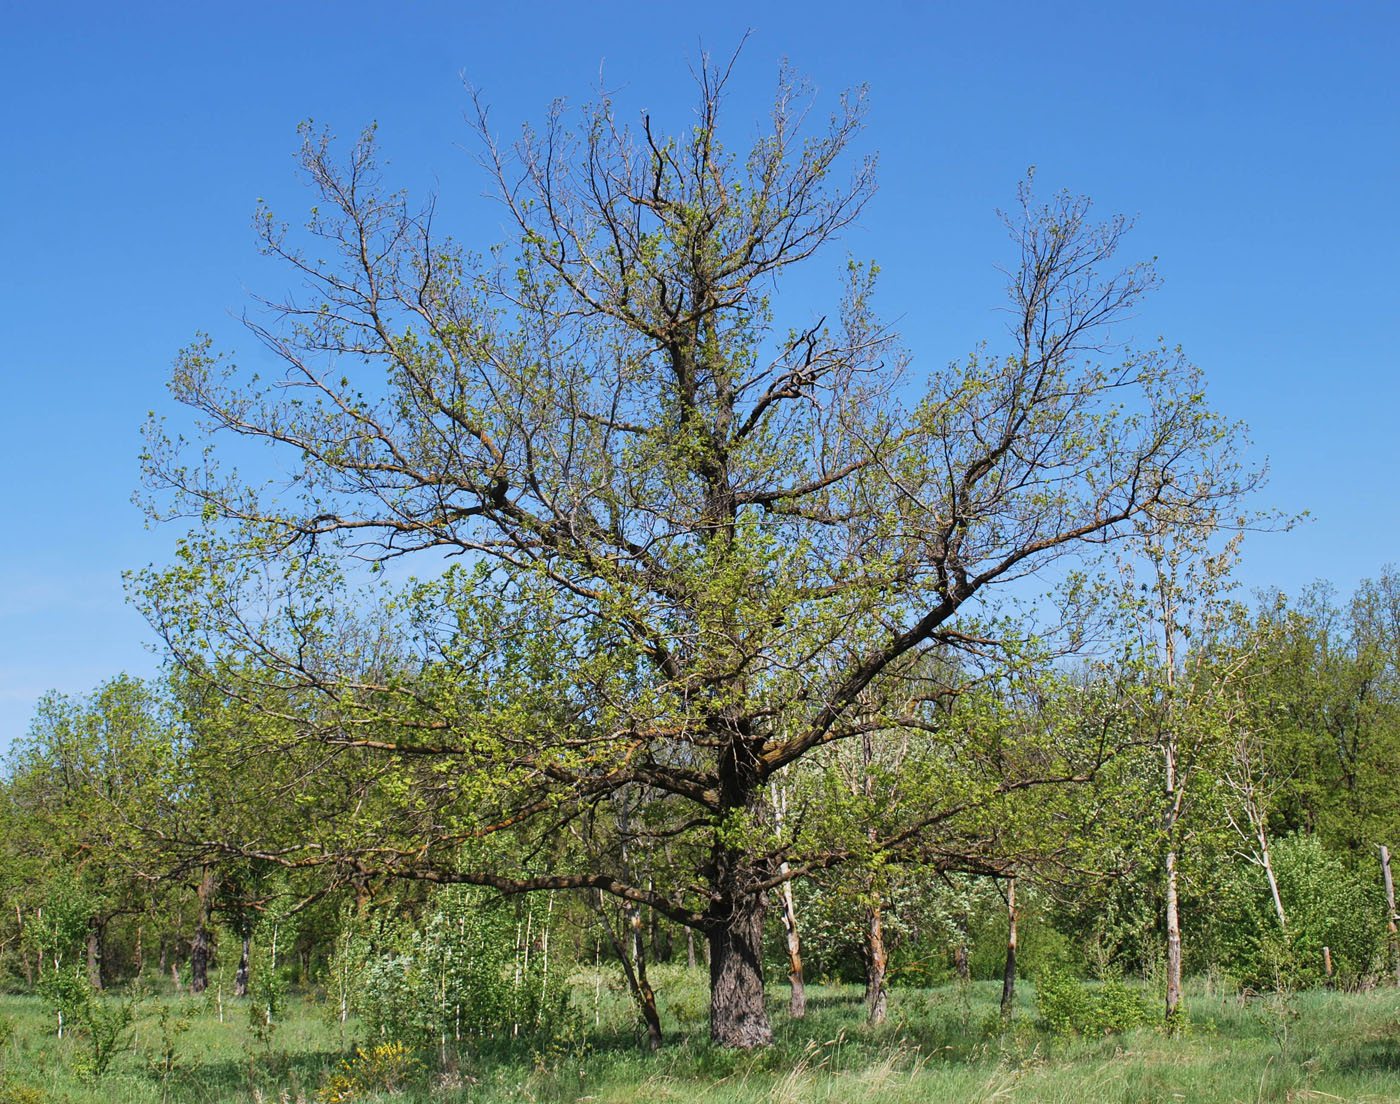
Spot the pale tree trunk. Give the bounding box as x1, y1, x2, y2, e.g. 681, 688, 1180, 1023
234, 932, 250, 997
779, 878, 806, 1019
628, 902, 662, 1049
1000, 877, 1017, 1019
861, 732, 887, 1025
1225, 726, 1286, 933
1162, 695, 1185, 1029
771, 782, 806, 1019
1163, 732, 1185, 1028
866, 901, 888, 1025
1164, 845, 1183, 1026
1258, 822, 1287, 933
1158, 566, 1185, 1033
1381, 845, 1400, 984
1135, 513, 1245, 1033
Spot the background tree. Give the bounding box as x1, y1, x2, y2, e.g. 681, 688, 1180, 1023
1115, 507, 1254, 1028
138, 57, 1254, 1046
4, 676, 177, 991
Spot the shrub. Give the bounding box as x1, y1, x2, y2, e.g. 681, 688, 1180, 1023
1035, 967, 1153, 1036
354, 887, 570, 1049
37, 966, 140, 1075
317, 1041, 422, 1103
1209, 836, 1383, 989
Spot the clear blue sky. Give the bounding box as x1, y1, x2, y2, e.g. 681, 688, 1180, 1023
2, 1, 1396, 751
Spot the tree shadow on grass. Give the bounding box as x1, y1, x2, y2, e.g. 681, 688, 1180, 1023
794, 988, 867, 1011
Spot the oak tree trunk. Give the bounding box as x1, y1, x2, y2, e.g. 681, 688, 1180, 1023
706, 725, 774, 1047
707, 888, 772, 1048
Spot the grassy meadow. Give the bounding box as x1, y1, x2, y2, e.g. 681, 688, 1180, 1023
2, 970, 1400, 1103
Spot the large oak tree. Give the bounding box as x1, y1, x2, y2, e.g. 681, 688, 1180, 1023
139, 58, 1252, 1045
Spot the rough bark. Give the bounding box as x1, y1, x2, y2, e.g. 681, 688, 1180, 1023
1000, 877, 1017, 1019
706, 724, 774, 1047
707, 889, 772, 1048
189, 925, 211, 995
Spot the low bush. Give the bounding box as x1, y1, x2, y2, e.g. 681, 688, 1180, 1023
1035, 967, 1154, 1036
317, 1041, 422, 1102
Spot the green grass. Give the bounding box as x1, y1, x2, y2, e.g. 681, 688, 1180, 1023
2, 970, 1399, 1103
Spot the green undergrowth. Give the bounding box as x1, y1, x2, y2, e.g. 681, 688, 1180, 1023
1, 971, 1398, 1103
